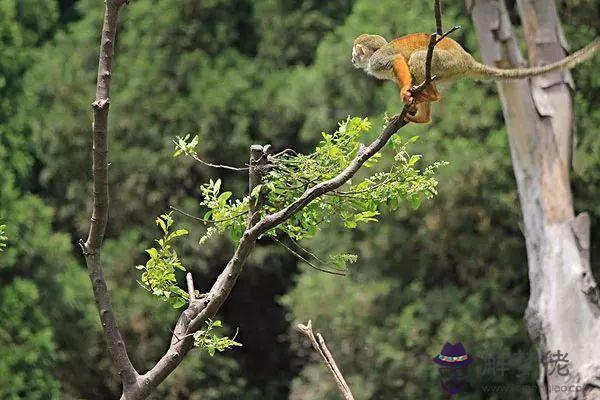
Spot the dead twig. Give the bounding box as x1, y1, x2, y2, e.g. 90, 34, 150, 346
298, 320, 355, 400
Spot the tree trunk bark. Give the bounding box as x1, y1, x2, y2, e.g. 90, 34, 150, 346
467, 1, 600, 399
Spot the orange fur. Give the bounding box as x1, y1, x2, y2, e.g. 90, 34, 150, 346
352, 32, 600, 124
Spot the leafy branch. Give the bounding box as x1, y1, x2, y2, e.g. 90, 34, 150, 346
193, 319, 242, 356
182, 117, 445, 264
174, 134, 249, 171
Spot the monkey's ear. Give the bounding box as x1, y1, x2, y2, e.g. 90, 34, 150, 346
355, 44, 366, 57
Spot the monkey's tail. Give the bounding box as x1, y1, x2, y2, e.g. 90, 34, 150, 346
468, 37, 600, 80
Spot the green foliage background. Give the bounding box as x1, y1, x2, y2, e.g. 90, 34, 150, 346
0, 0, 598, 398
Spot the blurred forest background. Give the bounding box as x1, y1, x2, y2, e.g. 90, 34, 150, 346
1, 0, 599, 399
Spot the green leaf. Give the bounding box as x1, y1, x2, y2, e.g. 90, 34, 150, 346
156, 217, 167, 233
218, 192, 232, 202
407, 135, 420, 144
409, 155, 422, 166
146, 248, 159, 259
410, 196, 421, 209
250, 184, 262, 198
169, 229, 189, 240
170, 296, 187, 309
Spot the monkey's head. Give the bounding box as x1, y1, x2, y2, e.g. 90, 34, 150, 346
352, 34, 388, 70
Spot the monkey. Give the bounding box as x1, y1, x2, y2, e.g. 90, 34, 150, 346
351, 33, 600, 123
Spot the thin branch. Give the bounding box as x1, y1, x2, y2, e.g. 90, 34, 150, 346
170, 330, 196, 345
271, 237, 347, 276
288, 236, 328, 265
334, 165, 396, 196
415, 25, 461, 95
275, 177, 321, 192
298, 320, 355, 400
271, 148, 298, 158
435, 0, 443, 35
169, 205, 246, 224
81, 0, 138, 391
190, 153, 249, 171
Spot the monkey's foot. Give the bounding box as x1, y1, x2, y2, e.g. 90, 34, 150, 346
404, 106, 418, 122
404, 105, 431, 124
404, 114, 431, 124
414, 92, 436, 103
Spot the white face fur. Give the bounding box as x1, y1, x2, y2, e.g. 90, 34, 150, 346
351, 44, 371, 70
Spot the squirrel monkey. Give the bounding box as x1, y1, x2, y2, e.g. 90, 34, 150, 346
352, 33, 600, 123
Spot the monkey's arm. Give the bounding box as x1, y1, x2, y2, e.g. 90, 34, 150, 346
392, 57, 414, 104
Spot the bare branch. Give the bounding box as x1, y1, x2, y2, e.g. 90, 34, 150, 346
288, 236, 328, 265
189, 152, 249, 171
271, 237, 347, 276
81, 0, 138, 392
435, 0, 443, 35
415, 25, 461, 95
298, 320, 355, 400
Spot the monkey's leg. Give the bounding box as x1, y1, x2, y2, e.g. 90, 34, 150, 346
404, 102, 431, 124
392, 57, 414, 104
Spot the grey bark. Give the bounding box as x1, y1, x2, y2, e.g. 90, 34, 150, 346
467, 1, 600, 399
82, 0, 139, 395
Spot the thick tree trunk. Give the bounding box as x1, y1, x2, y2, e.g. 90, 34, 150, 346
467, 1, 600, 399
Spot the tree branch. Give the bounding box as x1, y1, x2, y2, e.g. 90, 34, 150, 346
298, 320, 355, 400
435, 0, 443, 35
81, 0, 138, 393
80, 1, 454, 398
133, 16, 456, 399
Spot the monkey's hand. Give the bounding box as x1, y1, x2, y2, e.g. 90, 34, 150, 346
401, 86, 414, 105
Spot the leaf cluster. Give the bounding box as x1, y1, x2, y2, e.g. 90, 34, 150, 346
136, 212, 189, 308
194, 319, 243, 357
182, 117, 445, 250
